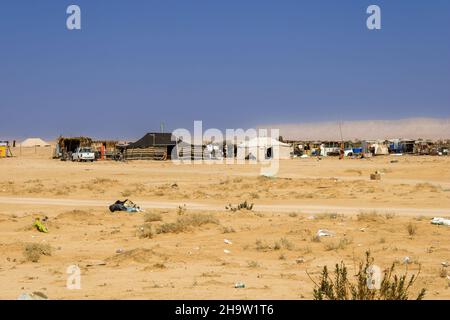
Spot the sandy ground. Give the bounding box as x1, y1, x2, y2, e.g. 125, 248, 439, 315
0, 146, 450, 300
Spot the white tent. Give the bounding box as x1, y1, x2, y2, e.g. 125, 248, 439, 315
237, 137, 292, 161
20, 138, 50, 147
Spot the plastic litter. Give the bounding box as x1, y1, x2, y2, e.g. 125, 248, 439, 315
223, 249, 231, 254
234, 282, 245, 289
17, 292, 48, 300
109, 199, 141, 213
224, 239, 232, 245
316, 229, 334, 237
431, 217, 450, 226
33, 218, 48, 233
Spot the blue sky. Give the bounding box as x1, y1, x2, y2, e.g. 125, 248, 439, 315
0, 0, 449, 140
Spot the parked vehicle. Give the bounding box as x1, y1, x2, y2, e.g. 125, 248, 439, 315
72, 147, 95, 162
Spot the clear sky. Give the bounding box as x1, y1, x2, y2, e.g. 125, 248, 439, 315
1, 0, 449, 140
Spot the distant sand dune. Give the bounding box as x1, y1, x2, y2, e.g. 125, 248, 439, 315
260, 118, 450, 141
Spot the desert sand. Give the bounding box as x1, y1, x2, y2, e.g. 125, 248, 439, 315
0, 146, 449, 299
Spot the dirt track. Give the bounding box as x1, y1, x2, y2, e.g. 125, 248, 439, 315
0, 196, 449, 216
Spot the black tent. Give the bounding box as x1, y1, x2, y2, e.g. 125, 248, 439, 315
128, 133, 176, 149
125, 133, 177, 160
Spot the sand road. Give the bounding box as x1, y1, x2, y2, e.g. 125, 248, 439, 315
0, 196, 448, 216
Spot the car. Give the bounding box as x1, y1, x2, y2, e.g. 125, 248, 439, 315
72, 147, 95, 162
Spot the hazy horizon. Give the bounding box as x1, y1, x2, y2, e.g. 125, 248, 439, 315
3, 117, 450, 143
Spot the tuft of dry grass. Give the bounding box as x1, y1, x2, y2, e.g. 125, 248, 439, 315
324, 237, 353, 251
156, 214, 219, 234
247, 260, 261, 268
357, 211, 380, 222
222, 226, 236, 233
407, 222, 417, 237
138, 223, 154, 238
144, 212, 163, 222
23, 243, 52, 262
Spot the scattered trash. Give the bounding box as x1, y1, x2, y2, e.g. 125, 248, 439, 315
360, 228, 366, 232
234, 282, 245, 289
223, 249, 231, 254
403, 256, 411, 265
431, 217, 450, 226
109, 199, 141, 213
116, 248, 124, 254
442, 262, 448, 268
33, 218, 48, 233
84, 260, 107, 267
300, 154, 309, 158
316, 229, 334, 237
296, 257, 305, 264
370, 171, 381, 181
224, 239, 232, 245
17, 292, 48, 300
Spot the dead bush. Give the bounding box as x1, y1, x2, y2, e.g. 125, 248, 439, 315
156, 214, 219, 234
407, 223, 417, 237
308, 251, 426, 300
23, 243, 52, 262
144, 212, 163, 222
138, 223, 153, 238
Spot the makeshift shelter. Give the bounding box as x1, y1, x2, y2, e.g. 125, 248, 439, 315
125, 133, 177, 160
237, 137, 292, 161
370, 142, 389, 155
91, 140, 119, 160
55, 136, 92, 160
20, 138, 50, 147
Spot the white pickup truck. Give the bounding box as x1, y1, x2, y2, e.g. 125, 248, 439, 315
72, 147, 95, 162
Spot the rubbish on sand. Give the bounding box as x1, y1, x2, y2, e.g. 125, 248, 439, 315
17, 292, 48, 300
84, 260, 107, 267
431, 217, 450, 226
296, 257, 305, 264
109, 199, 141, 213
224, 239, 232, 245
224, 249, 231, 254
300, 154, 309, 158
403, 256, 411, 265
33, 218, 48, 233
316, 229, 334, 237
370, 172, 381, 180
234, 282, 245, 289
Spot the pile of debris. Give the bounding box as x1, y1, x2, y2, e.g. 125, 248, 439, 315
109, 199, 142, 213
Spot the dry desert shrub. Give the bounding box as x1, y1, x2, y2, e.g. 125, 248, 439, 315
156, 214, 219, 234
308, 251, 426, 300
316, 213, 343, 220
247, 260, 261, 268
384, 213, 396, 220
357, 211, 380, 222
23, 243, 52, 262
137, 223, 153, 239
406, 222, 417, 237
324, 238, 353, 251
144, 212, 163, 222
225, 201, 254, 212
222, 226, 236, 233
